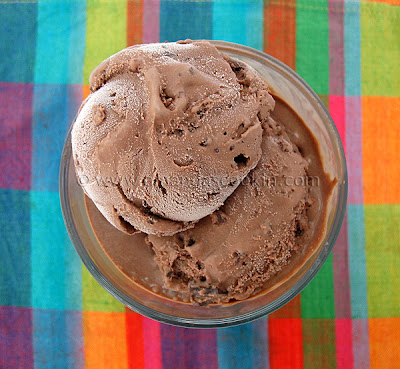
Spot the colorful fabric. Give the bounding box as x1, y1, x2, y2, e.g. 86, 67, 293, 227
1, 0, 399, 368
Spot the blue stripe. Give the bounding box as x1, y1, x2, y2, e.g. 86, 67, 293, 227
67, 2, 87, 84
212, 1, 247, 46
34, 1, 86, 84
250, 318, 269, 369
348, 204, 368, 319
352, 319, 370, 369
0, 189, 31, 307
31, 191, 82, 310
245, 0, 264, 50
32, 85, 82, 192
212, 0, 263, 49
33, 309, 84, 369
160, 1, 212, 42
218, 322, 257, 369
344, 0, 361, 96
0, 4, 38, 83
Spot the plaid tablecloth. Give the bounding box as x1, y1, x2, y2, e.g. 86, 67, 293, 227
1, 0, 399, 368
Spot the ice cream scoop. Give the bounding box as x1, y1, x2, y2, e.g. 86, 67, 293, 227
71, 40, 274, 236
147, 114, 311, 305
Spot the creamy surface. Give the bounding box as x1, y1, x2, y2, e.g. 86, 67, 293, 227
72, 40, 274, 236
85, 96, 333, 305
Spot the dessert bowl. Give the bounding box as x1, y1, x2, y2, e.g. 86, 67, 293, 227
60, 40, 347, 328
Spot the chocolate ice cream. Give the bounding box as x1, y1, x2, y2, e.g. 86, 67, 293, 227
73, 40, 333, 306
72, 40, 273, 236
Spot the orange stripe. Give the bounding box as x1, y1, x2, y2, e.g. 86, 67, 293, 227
83, 311, 128, 369
366, 0, 400, 4
126, 311, 145, 369
269, 318, 304, 369
263, 0, 297, 70
369, 318, 400, 369
127, 0, 143, 46
362, 96, 400, 204
82, 85, 90, 100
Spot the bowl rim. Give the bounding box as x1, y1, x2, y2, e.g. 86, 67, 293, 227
60, 40, 348, 328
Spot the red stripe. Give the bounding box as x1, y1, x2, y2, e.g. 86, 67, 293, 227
329, 95, 346, 152
263, 0, 297, 70
270, 294, 301, 319
269, 318, 304, 369
126, 311, 145, 369
335, 319, 354, 369
127, 0, 143, 46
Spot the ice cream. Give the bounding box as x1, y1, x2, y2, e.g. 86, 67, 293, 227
71, 40, 274, 236
73, 40, 332, 305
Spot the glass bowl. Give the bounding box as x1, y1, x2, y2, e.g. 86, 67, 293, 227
60, 40, 347, 328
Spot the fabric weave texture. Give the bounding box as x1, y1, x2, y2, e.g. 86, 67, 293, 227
0, 0, 399, 368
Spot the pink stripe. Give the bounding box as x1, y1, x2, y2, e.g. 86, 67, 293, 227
142, 318, 162, 369
329, 95, 346, 151
335, 319, 354, 369
333, 212, 352, 318
329, 0, 345, 95
143, 0, 160, 43
346, 96, 363, 204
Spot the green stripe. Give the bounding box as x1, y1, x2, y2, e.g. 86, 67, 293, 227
301, 253, 335, 318
361, 2, 400, 96
82, 0, 128, 312
83, 0, 127, 84
365, 205, 400, 318
298, 0, 333, 320
302, 319, 337, 369
82, 267, 125, 312
296, 0, 329, 95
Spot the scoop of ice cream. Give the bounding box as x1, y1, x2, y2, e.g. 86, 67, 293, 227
147, 116, 310, 305
71, 40, 274, 236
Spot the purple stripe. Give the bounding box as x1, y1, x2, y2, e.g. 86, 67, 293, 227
32, 309, 84, 369
184, 329, 218, 369
0, 306, 34, 369
346, 97, 363, 204
0, 82, 33, 191
161, 325, 218, 369
352, 319, 370, 369
329, 0, 345, 95
333, 211, 352, 318
160, 325, 185, 369
330, 0, 352, 331
329, 6, 353, 368
333, 211, 354, 369
143, 0, 160, 43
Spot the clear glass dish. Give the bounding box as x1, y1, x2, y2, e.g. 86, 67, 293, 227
60, 40, 347, 328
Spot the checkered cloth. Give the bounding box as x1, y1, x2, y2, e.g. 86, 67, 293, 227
1, 0, 399, 368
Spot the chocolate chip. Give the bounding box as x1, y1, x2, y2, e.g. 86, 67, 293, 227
233, 154, 249, 169
211, 210, 228, 225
